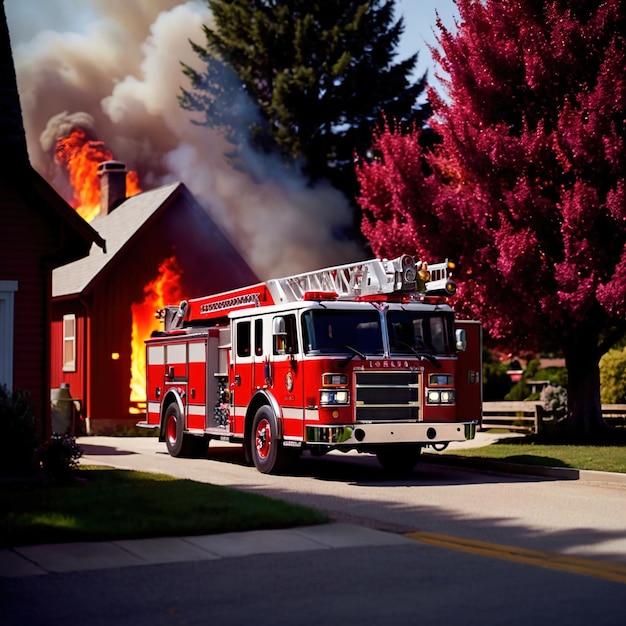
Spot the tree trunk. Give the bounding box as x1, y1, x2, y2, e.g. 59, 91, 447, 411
562, 332, 612, 441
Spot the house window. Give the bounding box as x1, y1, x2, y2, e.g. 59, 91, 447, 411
63, 314, 76, 372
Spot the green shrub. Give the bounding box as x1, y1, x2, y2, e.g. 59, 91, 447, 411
0, 385, 39, 476
600, 347, 626, 403
37, 433, 83, 484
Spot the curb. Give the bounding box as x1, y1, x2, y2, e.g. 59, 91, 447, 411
421, 452, 626, 485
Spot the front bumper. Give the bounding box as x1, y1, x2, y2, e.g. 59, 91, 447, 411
305, 421, 477, 446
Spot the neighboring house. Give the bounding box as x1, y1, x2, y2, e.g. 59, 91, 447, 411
0, 4, 105, 436
51, 163, 258, 434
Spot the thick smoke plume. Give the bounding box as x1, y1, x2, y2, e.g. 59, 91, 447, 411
6, 0, 363, 278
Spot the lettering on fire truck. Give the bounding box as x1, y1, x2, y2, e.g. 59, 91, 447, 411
138, 254, 482, 475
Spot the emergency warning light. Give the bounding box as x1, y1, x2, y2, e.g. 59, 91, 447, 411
399, 255, 417, 291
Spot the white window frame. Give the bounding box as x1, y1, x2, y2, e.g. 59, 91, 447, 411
0, 281, 18, 390
62, 313, 77, 372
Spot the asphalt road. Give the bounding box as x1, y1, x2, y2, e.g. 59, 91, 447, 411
3, 435, 625, 625
3, 542, 624, 626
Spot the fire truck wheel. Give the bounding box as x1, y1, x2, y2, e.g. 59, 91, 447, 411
375, 444, 422, 476
251, 406, 293, 474
164, 403, 191, 458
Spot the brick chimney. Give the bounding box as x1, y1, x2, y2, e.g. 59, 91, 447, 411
98, 160, 127, 215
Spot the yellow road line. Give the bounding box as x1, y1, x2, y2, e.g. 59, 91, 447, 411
405, 531, 626, 585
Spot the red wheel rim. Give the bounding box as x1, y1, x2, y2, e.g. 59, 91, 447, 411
167, 414, 177, 445
255, 418, 271, 460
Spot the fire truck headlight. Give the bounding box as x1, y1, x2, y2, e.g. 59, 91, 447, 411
427, 390, 440, 404
441, 390, 454, 403
320, 390, 350, 406
426, 389, 456, 405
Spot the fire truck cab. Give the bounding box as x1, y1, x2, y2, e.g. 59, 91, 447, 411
138, 254, 482, 474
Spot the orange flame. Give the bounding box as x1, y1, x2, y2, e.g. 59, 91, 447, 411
55, 127, 142, 222
130, 256, 183, 408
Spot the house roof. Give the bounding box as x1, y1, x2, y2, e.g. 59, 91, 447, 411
52, 182, 183, 297
30, 170, 107, 264
1, 2, 30, 175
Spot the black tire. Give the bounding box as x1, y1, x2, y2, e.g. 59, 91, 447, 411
376, 444, 422, 476
250, 406, 295, 474
164, 403, 192, 457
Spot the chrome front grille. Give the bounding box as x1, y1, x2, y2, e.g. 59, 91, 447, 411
354, 370, 420, 421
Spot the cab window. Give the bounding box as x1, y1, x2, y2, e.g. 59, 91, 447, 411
236, 321, 251, 357
255, 319, 263, 356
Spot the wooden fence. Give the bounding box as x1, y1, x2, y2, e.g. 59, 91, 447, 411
480, 401, 626, 434
481, 401, 544, 434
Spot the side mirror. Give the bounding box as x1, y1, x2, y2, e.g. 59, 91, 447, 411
455, 328, 467, 352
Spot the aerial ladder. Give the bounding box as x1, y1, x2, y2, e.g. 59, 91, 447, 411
267, 254, 456, 303
163, 254, 457, 329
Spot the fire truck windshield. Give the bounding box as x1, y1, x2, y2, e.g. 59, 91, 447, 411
387, 310, 455, 356
302, 310, 383, 355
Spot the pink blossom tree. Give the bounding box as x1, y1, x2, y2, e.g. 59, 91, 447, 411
357, 0, 626, 439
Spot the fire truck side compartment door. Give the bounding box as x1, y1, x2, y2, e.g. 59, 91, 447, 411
455, 320, 482, 424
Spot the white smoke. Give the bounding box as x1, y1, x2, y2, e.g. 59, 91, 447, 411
39, 111, 96, 152
6, 0, 363, 278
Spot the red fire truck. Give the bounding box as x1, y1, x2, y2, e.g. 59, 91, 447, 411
138, 254, 481, 474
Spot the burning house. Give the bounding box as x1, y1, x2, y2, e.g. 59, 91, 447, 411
50, 162, 257, 434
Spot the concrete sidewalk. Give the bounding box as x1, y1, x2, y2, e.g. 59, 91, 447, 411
0, 523, 412, 578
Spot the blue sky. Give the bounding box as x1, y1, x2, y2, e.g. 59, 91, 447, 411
395, 0, 458, 87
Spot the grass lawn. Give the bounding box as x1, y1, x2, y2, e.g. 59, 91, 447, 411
0, 466, 327, 549
433, 437, 626, 473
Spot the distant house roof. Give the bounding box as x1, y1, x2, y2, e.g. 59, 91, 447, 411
52, 182, 185, 297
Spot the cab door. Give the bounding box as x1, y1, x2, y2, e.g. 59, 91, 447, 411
232, 319, 255, 432
252, 318, 268, 394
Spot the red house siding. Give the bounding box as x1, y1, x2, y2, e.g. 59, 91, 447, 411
2, 184, 99, 434
2, 184, 55, 426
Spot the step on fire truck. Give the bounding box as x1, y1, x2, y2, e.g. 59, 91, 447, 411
138, 254, 482, 474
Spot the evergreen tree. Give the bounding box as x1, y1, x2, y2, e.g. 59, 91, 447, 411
357, 0, 626, 440
179, 0, 428, 200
